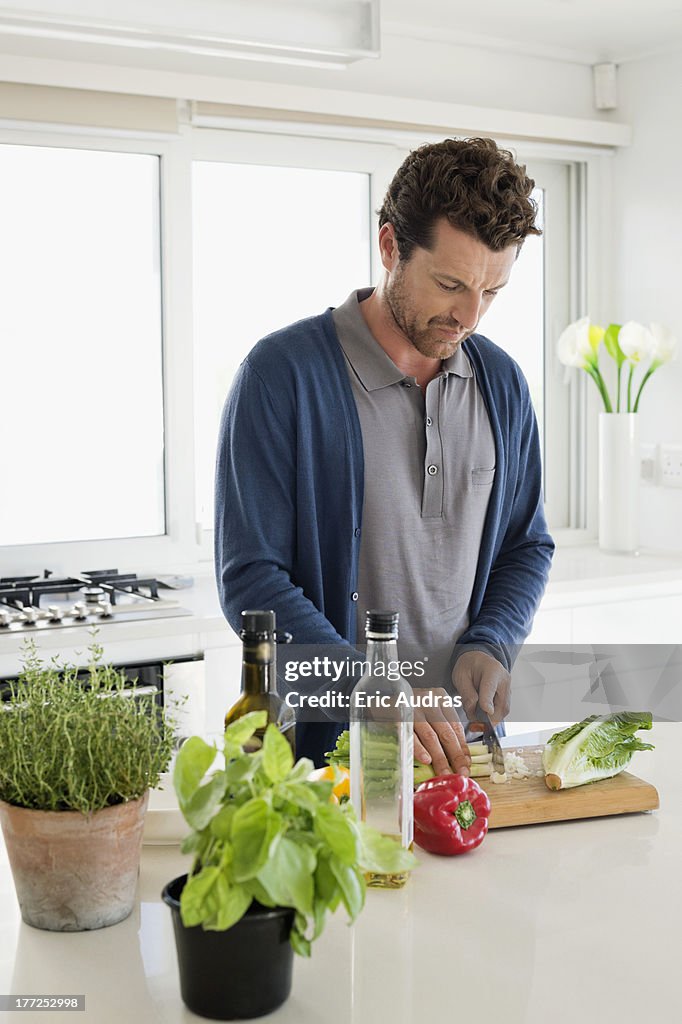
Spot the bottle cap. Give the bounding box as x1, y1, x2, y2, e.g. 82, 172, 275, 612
365, 609, 399, 637
240, 610, 276, 637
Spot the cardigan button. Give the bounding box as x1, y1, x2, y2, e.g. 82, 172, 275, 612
354, 528, 361, 537
351, 592, 359, 601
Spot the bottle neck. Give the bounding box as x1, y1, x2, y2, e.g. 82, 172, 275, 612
366, 636, 399, 667
241, 638, 275, 696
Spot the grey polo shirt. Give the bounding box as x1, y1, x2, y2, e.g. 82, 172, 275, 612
332, 288, 496, 691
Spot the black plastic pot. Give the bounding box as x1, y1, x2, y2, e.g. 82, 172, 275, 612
162, 874, 295, 1020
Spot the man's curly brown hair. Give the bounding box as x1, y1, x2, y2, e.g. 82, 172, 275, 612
378, 137, 541, 260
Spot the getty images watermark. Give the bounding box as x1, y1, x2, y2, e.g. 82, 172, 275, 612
282, 655, 462, 710
277, 643, 682, 722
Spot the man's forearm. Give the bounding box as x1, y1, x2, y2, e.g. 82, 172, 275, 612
217, 556, 355, 650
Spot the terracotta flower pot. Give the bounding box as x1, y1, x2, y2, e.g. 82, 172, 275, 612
0, 792, 149, 931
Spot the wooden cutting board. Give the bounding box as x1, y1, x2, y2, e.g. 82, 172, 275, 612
477, 746, 659, 829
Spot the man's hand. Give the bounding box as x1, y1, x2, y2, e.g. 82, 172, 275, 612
453, 651, 511, 727
412, 687, 471, 776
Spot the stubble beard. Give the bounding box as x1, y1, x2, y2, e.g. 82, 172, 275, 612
384, 267, 474, 360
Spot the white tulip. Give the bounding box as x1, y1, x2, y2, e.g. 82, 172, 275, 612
618, 321, 655, 364
557, 317, 593, 368
649, 323, 678, 365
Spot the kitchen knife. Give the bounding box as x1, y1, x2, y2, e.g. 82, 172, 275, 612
469, 709, 505, 773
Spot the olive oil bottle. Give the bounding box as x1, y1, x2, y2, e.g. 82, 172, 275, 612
350, 610, 414, 889
224, 610, 296, 754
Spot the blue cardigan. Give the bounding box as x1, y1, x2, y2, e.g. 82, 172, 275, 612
215, 308, 554, 673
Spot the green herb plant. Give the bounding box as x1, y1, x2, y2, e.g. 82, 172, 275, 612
0, 638, 176, 813
175, 711, 417, 956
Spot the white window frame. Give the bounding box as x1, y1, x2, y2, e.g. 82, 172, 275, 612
0, 124, 198, 575
0, 117, 612, 575
190, 125, 612, 547
189, 126, 407, 560
514, 142, 614, 545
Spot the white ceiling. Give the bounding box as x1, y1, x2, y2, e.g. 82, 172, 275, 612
383, 0, 682, 64
0, 1, 680, 69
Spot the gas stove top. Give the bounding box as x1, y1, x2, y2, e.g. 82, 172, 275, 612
0, 569, 192, 633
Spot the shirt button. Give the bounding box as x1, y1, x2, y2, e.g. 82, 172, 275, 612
354, 527, 361, 537
351, 592, 359, 601
402, 381, 412, 388
426, 416, 433, 426
427, 465, 439, 476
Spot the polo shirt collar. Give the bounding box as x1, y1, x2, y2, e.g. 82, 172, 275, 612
442, 343, 474, 379
333, 288, 473, 392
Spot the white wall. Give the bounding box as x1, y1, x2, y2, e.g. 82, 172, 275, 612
612, 51, 682, 551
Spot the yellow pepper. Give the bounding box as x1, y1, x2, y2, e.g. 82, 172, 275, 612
308, 765, 351, 802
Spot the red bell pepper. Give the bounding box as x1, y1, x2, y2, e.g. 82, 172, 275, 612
413, 774, 491, 855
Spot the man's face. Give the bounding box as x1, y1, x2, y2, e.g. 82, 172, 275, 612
382, 219, 518, 359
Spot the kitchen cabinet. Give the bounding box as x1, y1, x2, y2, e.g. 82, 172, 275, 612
571, 593, 682, 643
525, 606, 572, 643
529, 595, 682, 643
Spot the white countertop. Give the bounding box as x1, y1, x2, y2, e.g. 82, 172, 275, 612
1, 725, 678, 1024
542, 545, 682, 608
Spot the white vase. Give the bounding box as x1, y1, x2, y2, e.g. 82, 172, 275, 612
598, 412, 639, 553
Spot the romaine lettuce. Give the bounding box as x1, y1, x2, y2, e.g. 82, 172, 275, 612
542, 712, 654, 790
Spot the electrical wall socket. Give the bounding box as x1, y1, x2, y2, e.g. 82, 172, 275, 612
640, 443, 656, 481
659, 444, 682, 487
639, 443, 682, 486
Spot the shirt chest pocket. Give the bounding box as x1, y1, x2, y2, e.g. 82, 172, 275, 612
470, 466, 496, 489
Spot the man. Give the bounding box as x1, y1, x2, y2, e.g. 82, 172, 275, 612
215, 137, 554, 773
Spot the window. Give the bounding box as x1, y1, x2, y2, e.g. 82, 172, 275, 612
480, 158, 574, 529
190, 130, 397, 541
0, 142, 164, 547
478, 186, 545, 453
192, 140, 577, 538
0, 115, 596, 572
192, 159, 372, 531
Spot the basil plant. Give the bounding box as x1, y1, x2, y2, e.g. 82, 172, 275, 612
174, 712, 416, 956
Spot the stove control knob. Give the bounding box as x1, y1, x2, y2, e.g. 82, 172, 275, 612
0, 609, 12, 627
97, 602, 113, 618
47, 605, 64, 622
72, 602, 88, 619
22, 608, 38, 624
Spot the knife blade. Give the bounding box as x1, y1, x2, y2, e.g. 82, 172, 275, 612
469, 709, 505, 774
